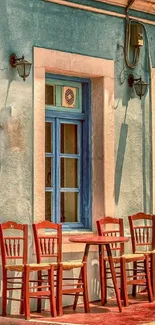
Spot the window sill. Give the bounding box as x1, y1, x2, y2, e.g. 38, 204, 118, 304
62, 230, 93, 241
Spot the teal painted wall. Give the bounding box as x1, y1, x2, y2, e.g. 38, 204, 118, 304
1, 0, 155, 65
0, 0, 155, 229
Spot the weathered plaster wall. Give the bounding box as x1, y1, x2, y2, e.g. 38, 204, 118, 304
0, 0, 155, 308
0, 81, 32, 223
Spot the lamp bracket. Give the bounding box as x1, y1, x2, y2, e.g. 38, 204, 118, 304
10, 53, 24, 68
128, 74, 141, 87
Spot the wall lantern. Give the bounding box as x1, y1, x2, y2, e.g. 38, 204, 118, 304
128, 74, 149, 99
10, 53, 32, 81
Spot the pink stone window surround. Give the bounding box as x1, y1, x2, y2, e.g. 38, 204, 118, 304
33, 47, 115, 234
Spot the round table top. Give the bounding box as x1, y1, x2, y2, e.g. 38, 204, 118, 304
69, 235, 129, 245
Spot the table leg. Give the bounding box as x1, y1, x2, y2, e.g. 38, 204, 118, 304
99, 245, 106, 305
73, 244, 90, 310
105, 244, 122, 312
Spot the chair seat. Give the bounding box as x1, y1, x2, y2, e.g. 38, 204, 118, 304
5, 264, 24, 272
5, 262, 58, 272
135, 250, 153, 254
104, 256, 121, 263
104, 253, 144, 263
28, 262, 58, 271
32, 261, 83, 270
122, 253, 144, 259
61, 261, 83, 270
121, 253, 145, 263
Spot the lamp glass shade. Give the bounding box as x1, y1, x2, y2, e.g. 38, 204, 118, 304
134, 80, 148, 99
16, 60, 32, 81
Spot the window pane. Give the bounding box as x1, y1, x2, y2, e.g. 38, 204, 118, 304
45, 122, 53, 153
61, 158, 78, 188
45, 192, 53, 221
45, 84, 55, 105
61, 124, 78, 154
61, 192, 78, 222
45, 157, 53, 187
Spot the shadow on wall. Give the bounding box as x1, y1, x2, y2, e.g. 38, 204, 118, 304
0, 67, 14, 131
115, 122, 128, 205
115, 96, 150, 211
114, 73, 132, 205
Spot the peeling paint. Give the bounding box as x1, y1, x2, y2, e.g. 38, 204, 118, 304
7, 118, 24, 152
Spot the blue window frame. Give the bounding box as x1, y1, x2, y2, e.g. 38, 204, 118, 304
45, 74, 91, 230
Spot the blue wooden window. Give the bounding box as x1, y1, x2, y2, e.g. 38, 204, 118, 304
45, 75, 91, 230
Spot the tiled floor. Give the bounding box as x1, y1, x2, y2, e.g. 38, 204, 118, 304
1, 296, 155, 325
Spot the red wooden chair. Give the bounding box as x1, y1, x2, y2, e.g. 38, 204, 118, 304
128, 212, 155, 297
96, 216, 153, 307
33, 220, 90, 316
96, 217, 124, 305
0, 221, 57, 319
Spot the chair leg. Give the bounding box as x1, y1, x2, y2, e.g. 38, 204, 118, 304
120, 263, 124, 301
37, 270, 42, 313
73, 276, 82, 311
56, 264, 63, 316
48, 266, 57, 318
106, 244, 122, 312
132, 261, 137, 297
2, 272, 7, 316
104, 261, 107, 304
120, 257, 128, 307
81, 263, 90, 313
20, 274, 25, 314
151, 253, 155, 297
144, 254, 153, 302
24, 265, 30, 320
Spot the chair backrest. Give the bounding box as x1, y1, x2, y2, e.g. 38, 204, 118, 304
0, 221, 28, 268
128, 212, 155, 253
32, 221, 62, 263
96, 216, 124, 256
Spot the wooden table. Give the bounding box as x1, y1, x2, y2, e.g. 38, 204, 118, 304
69, 235, 129, 312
